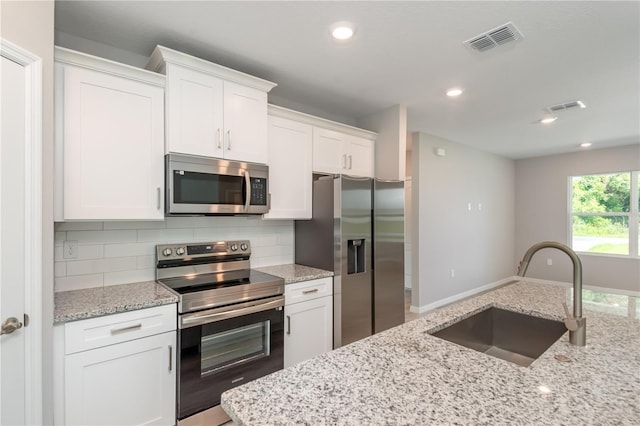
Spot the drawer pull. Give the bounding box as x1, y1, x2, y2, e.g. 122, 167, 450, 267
110, 323, 142, 335
168, 345, 173, 371
286, 315, 291, 335
302, 288, 319, 295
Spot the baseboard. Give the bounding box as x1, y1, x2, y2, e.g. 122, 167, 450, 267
409, 276, 640, 314
517, 276, 640, 297
409, 277, 516, 314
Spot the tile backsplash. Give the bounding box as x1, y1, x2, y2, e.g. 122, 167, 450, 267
54, 216, 294, 292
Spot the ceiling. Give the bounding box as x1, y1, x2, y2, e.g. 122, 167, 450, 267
54, 1, 640, 159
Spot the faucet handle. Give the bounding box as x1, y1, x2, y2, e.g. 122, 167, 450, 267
562, 301, 578, 331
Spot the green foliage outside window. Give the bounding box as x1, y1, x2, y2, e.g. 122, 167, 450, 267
572, 173, 630, 238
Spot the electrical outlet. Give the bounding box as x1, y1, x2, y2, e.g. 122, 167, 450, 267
547, 258, 553, 266
450, 269, 455, 278
63, 240, 78, 259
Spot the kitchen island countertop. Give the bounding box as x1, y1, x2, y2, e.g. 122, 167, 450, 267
221, 280, 639, 425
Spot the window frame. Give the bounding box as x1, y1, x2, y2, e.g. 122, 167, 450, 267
568, 170, 639, 258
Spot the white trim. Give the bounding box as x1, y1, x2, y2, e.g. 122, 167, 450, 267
518, 276, 640, 297
0, 38, 44, 426
409, 276, 640, 315
146, 45, 276, 92
409, 277, 515, 314
268, 104, 377, 141
55, 46, 165, 87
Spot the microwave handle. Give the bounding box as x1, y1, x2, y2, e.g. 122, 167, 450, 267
243, 171, 251, 213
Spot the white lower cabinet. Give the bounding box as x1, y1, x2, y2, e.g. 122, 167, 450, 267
54, 304, 177, 426
284, 277, 333, 368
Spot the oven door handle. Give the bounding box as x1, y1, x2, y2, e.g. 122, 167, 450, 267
180, 295, 284, 329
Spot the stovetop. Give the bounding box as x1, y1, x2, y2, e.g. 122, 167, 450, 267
155, 240, 284, 314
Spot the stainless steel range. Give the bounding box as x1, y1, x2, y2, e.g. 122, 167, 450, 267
156, 240, 285, 426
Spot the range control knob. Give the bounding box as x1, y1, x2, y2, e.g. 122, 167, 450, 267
240, 243, 248, 251
162, 248, 173, 257
175, 247, 185, 256
230, 244, 238, 252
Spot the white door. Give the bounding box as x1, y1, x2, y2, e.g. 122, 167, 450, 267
0, 40, 43, 425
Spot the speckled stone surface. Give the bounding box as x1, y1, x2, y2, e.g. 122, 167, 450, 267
254, 264, 333, 284
54, 281, 178, 323
221, 281, 640, 425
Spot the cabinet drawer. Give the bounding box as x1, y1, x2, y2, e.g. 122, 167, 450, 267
285, 277, 332, 306
65, 304, 176, 354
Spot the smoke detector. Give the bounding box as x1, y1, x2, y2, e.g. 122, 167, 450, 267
546, 100, 587, 113
464, 22, 524, 52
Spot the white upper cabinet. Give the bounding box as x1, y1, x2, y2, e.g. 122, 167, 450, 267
312, 126, 375, 178
265, 107, 313, 219
312, 128, 347, 175
147, 45, 276, 164
164, 63, 224, 158
54, 47, 165, 221
346, 135, 374, 177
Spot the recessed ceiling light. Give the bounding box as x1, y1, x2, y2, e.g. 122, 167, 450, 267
580, 142, 592, 148
446, 88, 464, 97
540, 116, 558, 124
330, 21, 356, 41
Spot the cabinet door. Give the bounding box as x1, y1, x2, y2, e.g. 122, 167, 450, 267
346, 136, 374, 178
223, 81, 268, 163
264, 116, 312, 219
62, 66, 164, 220
284, 296, 333, 368
165, 63, 224, 157
312, 127, 346, 174
64, 331, 176, 426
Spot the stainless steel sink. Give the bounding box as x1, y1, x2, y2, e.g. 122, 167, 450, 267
430, 307, 567, 367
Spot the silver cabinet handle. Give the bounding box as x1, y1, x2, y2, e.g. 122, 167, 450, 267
217, 128, 222, 150
348, 155, 353, 169
1, 317, 23, 335
342, 154, 347, 169
156, 187, 161, 210
227, 129, 231, 150
168, 345, 173, 371
286, 315, 291, 335
110, 323, 142, 335
302, 288, 319, 295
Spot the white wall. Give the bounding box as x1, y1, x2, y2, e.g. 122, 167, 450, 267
357, 104, 407, 181
411, 132, 515, 311
515, 144, 640, 293
54, 217, 294, 292
1, 0, 55, 422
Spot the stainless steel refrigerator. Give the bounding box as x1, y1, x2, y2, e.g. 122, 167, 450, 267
295, 175, 404, 348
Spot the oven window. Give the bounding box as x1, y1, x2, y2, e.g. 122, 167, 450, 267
173, 171, 244, 205
200, 320, 270, 376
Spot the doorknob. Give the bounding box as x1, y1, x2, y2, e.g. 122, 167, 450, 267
0, 317, 23, 335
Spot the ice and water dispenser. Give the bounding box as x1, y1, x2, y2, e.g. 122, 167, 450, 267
347, 239, 366, 274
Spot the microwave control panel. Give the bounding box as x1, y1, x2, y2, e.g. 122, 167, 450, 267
250, 177, 267, 206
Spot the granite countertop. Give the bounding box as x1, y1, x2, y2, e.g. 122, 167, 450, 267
255, 264, 333, 284
54, 281, 178, 323
221, 281, 640, 425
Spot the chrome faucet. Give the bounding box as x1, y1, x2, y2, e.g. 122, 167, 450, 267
517, 241, 586, 346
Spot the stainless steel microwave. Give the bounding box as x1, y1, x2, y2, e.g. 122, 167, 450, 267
166, 153, 269, 215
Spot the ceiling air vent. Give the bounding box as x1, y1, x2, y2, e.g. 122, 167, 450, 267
464, 22, 523, 52
546, 100, 587, 113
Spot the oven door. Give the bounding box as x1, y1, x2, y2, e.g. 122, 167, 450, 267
177, 296, 284, 421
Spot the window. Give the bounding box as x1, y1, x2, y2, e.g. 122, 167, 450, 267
570, 171, 639, 257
